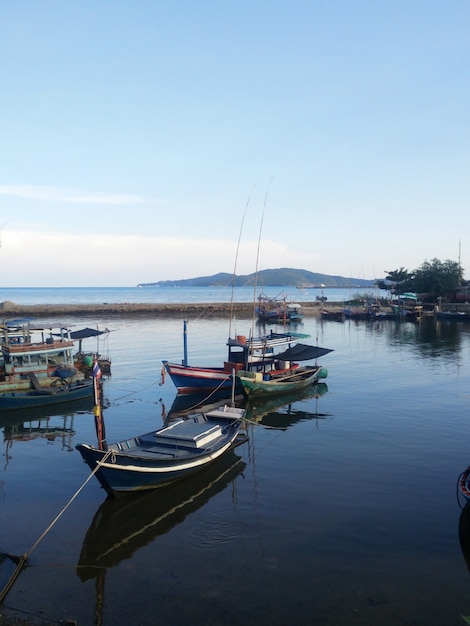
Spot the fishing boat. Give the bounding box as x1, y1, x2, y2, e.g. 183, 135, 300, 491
390, 293, 423, 319
435, 310, 470, 321
0, 378, 94, 411
256, 295, 304, 324
76, 404, 247, 495
235, 338, 331, 397
322, 303, 409, 322
0, 322, 95, 410
236, 364, 328, 397
320, 308, 346, 322
71, 327, 113, 374
162, 321, 328, 395
0, 323, 83, 387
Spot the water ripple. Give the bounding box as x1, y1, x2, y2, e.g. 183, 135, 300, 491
187, 510, 249, 548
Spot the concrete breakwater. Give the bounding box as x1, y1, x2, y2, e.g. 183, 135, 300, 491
0, 300, 328, 318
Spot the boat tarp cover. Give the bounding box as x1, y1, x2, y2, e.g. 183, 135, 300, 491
275, 343, 333, 362
69, 328, 109, 340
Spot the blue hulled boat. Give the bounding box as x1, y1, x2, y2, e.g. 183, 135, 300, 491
162, 321, 331, 395
76, 404, 247, 495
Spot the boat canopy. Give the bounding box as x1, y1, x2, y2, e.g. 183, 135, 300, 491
69, 328, 109, 340
275, 343, 333, 362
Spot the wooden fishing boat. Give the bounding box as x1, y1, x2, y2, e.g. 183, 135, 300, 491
435, 311, 470, 322
71, 326, 112, 374
162, 321, 329, 395
236, 364, 328, 397
0, 323, 84, 390
0, 378, 94, 411
76, 405, 247, 495
0, 322, 97, 410
256, 295, 304, 324
320, 309, 346, 322
236, 340, 332, 397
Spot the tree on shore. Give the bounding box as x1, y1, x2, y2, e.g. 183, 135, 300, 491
376, 268, 413, 294
376, 258, 464, 300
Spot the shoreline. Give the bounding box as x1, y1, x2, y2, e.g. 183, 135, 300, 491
0, 301, 449, 320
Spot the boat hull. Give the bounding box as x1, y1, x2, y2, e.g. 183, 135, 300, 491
257, 312, 304, 324
163, 328, 332, 399
237, 365, 328, 397
76, 409, 246, 495
0, 379, 94, 411
163, 361, 239, 394
436, 311, 470, 321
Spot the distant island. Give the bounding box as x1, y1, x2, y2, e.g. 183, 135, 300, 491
137, 268, 376, 289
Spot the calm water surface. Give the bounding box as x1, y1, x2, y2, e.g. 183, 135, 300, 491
0, 285, 386, 305
1, 310, 470, 625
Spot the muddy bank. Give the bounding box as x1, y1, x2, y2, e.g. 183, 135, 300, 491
0, 300, 334, 319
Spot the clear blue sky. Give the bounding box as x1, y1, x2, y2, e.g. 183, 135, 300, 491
1, 1, 468, 287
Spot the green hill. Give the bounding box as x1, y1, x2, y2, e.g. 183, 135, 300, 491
137, 268, 375, 288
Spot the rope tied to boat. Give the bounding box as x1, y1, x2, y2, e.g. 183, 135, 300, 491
27, 448, 114, 557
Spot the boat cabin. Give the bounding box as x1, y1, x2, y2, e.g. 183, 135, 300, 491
0, 324, 76, 381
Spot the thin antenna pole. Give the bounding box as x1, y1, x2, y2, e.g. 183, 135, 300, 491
251, 178, 273, 342
459, 238, 462, 273
229, 185, 256, 338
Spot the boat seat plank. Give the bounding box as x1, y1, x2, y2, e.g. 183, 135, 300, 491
141, 448, 177, 457
26, 372, 45, 390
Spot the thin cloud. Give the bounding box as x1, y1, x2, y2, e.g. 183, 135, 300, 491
0, 185, 145, 205
0, 229, 324, 287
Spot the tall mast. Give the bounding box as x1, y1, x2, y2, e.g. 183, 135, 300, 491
459, 238, 462, 283
251, 179, 273, 342
229, 188, 254, 339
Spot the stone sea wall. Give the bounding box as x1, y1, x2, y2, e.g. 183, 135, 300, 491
0, 300, 329, 318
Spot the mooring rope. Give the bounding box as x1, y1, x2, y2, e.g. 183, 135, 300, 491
0, 448, 113, 605
28, 449, 113, 558
179, 379, 230, 413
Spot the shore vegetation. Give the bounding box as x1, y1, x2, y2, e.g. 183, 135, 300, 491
375, 258, 465, 302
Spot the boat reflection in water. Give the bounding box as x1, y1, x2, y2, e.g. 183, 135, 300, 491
75, 385, 328, 622
243, 382, 329, 429
77, 448, 246, 581
166, 383, 329, 431
165, 389, 244, 420
0, 397, 96, 465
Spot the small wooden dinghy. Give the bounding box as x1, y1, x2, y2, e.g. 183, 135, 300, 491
76, 405, 246, 496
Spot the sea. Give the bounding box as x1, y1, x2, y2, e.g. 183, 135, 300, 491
1, 287, 470, 625
0, 285, 383, 306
